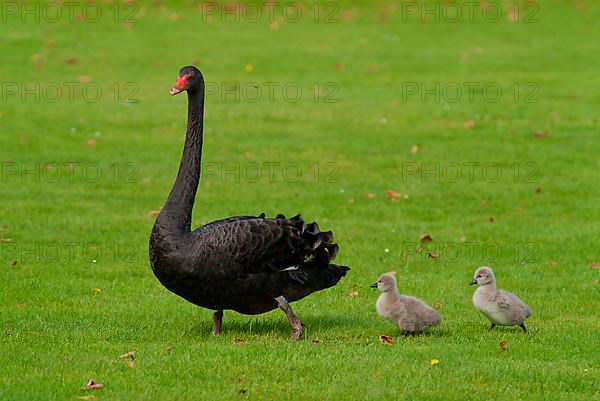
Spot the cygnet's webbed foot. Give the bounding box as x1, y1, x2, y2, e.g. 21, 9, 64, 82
275, 296, 304, 340
211, 310, 223, 336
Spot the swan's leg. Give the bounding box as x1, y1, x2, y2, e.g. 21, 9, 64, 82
275, 296, 303, 340
211, 310, 223, 336
519, 323, 528, 333
487, 323, 496, 332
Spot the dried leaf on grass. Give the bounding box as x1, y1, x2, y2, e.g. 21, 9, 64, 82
532, 130, 551, 138
82, 379, 103, 391
419, 234, 432, 243
379, 335, 394, 345
385, 190, 401, 202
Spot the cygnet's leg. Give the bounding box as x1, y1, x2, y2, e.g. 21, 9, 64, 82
275, 296, 303, 340
519, 323, 528, 333
211, 310, 223, 336
487, 323, 496, 332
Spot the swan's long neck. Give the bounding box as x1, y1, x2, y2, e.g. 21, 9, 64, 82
159, 89, 204, 235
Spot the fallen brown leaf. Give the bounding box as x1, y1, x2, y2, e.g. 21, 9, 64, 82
147, 210, 161, 217
379, 335, 394, 345
549, 260, 558, 266
434, 303, 443, 309
428, 252, 440, 259
416, 245, 424, 253
366, 192, 376, 199
78, 396, 96, 400
118, 351, 135, 360
480, 200, 488, 207
312, 339, 321, 344
532, 130, 551, 138
232, 338, 245, 345
489, 216, 495, 223
419, 234, 433, 243
459, 235, 467, 242
85, 139, 97, 148
535, 187, 542, 193
463, 120, 476, 129
16, 304, 26, 309
65, 56, 78, 65
386, 190, 401, 202
500, 341, 508, 352
0, 238, 12, 243
82, 379, 103, 391
347, 197, 355, 204
0, 224, 8, 232
410, 144, 419, 154
10, 260, 18, 268
592, 262, 600, 269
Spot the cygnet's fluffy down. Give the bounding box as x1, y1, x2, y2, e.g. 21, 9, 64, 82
371, 272, 441, 333
470, 266, 532, 332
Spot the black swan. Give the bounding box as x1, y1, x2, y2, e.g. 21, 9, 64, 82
149, 66, 349, 340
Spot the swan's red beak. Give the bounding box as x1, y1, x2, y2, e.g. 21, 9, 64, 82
170, 74, 191, 96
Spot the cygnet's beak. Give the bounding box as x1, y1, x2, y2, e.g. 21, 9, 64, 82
469, 279, 478, 286
370, 282, 378, 288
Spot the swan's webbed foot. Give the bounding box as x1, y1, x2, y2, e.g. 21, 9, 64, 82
519, 323, 528, 333
275, 296, 303, 340
211, 310, 223, 336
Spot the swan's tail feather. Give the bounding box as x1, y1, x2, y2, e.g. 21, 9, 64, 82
275, 213, 340, 265
284, 262, 350, 302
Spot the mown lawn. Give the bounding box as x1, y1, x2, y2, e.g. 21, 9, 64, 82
1, 1, 599, 400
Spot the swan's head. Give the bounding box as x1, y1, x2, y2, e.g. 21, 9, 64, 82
170, 66, 204, 95
370, 272, 397, 292
470, 266, 495, 286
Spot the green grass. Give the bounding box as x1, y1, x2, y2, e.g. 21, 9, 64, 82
1, 1, 599, 400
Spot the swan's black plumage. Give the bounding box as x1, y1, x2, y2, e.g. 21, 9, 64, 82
149, 66, 349, 337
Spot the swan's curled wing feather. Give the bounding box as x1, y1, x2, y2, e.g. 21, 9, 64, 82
191, 216, 306, 275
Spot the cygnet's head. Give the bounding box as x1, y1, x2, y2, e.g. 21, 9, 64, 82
469, 266, 496, 286
370, 272, 397, 292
